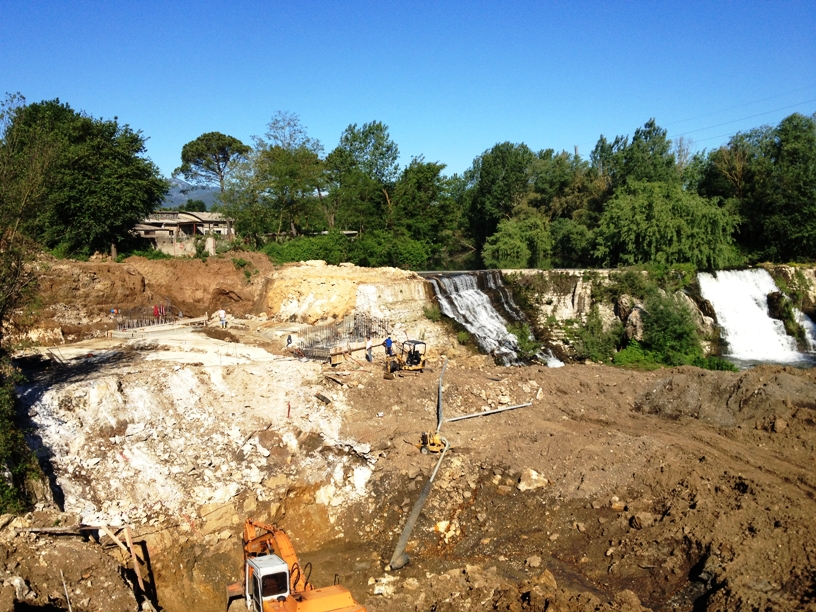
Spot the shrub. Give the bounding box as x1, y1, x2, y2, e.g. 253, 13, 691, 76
264, 231, 351, 266
573, 306, 622, 362
691, 355, 739, 372
506, 322, 541, 360
0, 361, 41, 513
116, 248, 172, 262
641, 290, 702, 365
457, 331, 471, 345
423, 305, 442, 322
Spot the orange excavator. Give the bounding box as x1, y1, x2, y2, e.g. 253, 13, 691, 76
226, 519, 366, 612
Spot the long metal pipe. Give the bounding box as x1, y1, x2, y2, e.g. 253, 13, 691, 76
446, 402, 533, 423
436, 357, 447, 432
385, 436, 449, 571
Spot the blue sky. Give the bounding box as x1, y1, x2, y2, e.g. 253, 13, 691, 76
2, 1, 815, 179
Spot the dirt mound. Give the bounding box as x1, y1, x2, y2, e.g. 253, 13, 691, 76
264, 260, 426, 324
34, 252, 274, 321
634, 365, 816, 427
0, 513, 140, 611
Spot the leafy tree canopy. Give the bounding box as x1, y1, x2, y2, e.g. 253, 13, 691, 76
174, 131, 250, 192
179, 199, 207, 212
337, 121, 400, 184
10, 98, 167, 256
594, 180, 740, 269
466, 142, 536, 250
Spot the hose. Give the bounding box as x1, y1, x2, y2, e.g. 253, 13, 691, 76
385, 436, 449, 571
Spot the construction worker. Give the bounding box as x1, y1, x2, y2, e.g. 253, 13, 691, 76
384, 334, 393, 357
366, 336, 373, 362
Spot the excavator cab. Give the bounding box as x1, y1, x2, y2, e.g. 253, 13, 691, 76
226, 519, 366, 612
401, 340, 426, 371
246, 554, 290, 610
384, 340, 427, 378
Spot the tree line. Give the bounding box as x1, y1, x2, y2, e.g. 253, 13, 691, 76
177, 111, 816, 270
3, 93, 814, 276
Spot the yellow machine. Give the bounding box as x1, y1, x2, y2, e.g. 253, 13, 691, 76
417, 431, 446, 455
226, 519, 366, 612
384, 340, 427, 378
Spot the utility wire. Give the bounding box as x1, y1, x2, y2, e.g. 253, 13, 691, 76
669, 98, 816, 139
574, 90, 816, 150
663, 84, 816, 127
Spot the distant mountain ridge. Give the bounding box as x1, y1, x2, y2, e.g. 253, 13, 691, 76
162, 178, 220, 209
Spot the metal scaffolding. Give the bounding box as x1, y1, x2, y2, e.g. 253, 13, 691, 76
296, 312, 390, 361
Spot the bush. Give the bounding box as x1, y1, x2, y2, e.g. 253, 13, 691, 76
506, 322, 541, 359
0, 361, 41, 513
264, 232, 349, 266
423, 305, 442, 322
115, 248, 172, 262
457, 331, 471, 345
573, 307, 622, 362
691, 355, 738, 372
612, 341, 662, 369
350, 231, 430, 269
641, 291, 702, 365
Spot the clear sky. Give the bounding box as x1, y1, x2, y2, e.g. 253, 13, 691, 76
2, 1, 815, 179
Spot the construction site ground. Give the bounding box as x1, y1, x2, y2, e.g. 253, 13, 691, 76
6, 322, 815, 612
4, 257, 816, 612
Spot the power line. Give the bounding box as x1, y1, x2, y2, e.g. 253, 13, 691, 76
669, 98, 816, 139
663, 84, 816, 127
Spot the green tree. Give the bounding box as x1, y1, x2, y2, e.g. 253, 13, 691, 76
337, 121, 399, 184
466, 142, 536, 251
179, 199, 207, 212
221, 158, 277, 248
10, 99, 167, 256
594, 180, 739, 268
324, 121, 401, 236
0, 93, 53, 512
737, 113, 816, 261
0, 94, 55, 348
482, 213, 551, 269
590, 119, 678, 201
391, 157, 464, 267
173, 131, 250, 192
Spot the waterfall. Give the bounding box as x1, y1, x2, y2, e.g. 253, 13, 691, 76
698, 269, 816, 363
428, 273, 522, 365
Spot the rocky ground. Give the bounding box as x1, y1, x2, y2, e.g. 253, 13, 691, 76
4, 257, 815, 612
7, 320, 816, 612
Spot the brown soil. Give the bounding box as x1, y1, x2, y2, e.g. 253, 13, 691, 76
11, 259, 816, 612
0, 513, 140, 612
235, 359, 816, 612
33, 252, 275, 324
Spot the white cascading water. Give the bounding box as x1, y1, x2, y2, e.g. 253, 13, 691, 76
698, 269, 815, 362
429, 274, 521, 365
